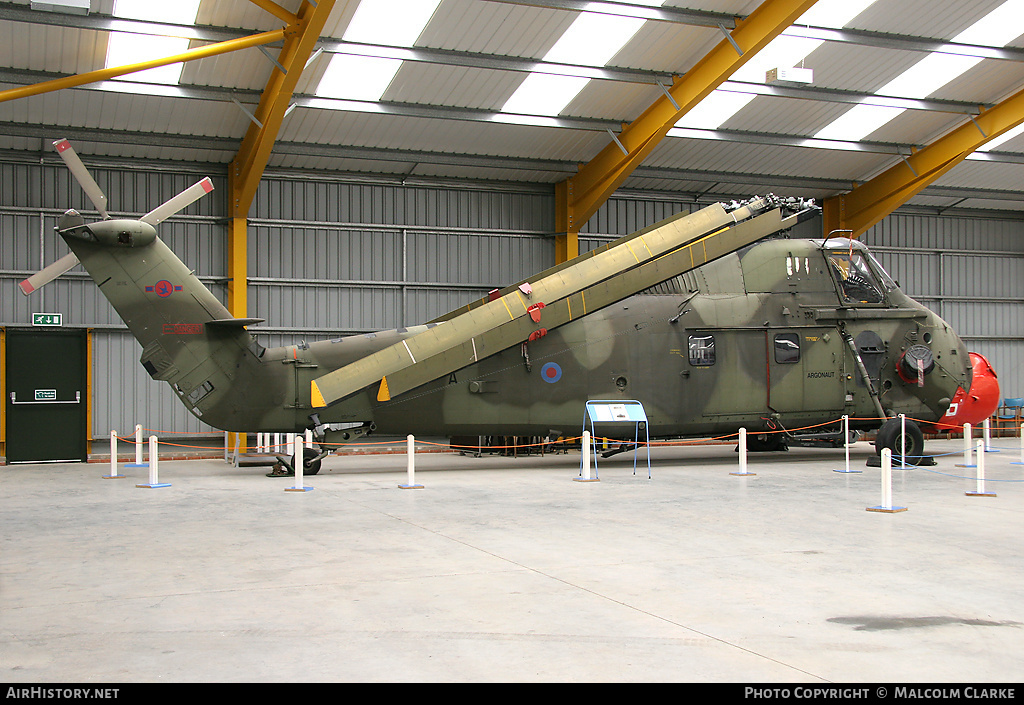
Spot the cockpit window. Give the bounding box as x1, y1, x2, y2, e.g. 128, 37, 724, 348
827, 250, 886, 304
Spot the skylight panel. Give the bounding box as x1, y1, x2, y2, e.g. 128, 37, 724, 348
543, 13, 646, 68
500, 5, 659, 116
814, 0, 1024, 143
106, 33, 191, 85
673, 0, 879, 131
315, 55, 405, 101
112, 0, 201, 24
105, 0, 201, 85
501, 74, 591, 115
344, 0, 443, 46
315, 0, 442, 102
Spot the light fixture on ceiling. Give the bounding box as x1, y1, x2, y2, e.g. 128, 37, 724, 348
30, 0, 89, 14
765, 67, 813, 86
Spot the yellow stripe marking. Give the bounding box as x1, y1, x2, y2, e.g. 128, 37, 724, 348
501, 296, 514, 320
625, 241, 641, 263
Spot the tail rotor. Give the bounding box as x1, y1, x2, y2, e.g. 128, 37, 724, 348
20, 139, 214, 295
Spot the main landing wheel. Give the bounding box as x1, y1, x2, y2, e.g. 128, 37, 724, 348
746, 432, 788, 452
874, 417, 926, 466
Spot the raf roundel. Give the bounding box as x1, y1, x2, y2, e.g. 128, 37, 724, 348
540, 362, 562, 384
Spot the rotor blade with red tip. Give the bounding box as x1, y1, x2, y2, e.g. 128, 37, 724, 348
140, 177, 214, 226
52, 139, 109, 219
19, 252, 80, 295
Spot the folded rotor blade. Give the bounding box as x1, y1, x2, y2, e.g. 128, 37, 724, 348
19, 252, 80, 295
53, 139, 109, 220
141, 177, 214, 226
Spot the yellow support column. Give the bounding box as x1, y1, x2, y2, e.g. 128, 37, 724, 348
554, 179, 579, 264
225, 1, 336, 453
227, 171, 249, 456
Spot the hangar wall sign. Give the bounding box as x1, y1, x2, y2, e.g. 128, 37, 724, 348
32, 313, 62, 327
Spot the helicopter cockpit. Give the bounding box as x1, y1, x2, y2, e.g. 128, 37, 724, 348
821, 239, 896, 305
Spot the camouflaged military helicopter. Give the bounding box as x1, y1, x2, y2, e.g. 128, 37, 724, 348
21, 140, 999, 474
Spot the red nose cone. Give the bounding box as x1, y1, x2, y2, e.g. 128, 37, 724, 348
933, 352, 1000, 430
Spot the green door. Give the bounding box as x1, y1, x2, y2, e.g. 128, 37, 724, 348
5, 329, 88, 463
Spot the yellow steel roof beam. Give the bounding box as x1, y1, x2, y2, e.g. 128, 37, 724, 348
823, 85, 1024, 238
247, 0, 300, 26
231, 0, 336, 217
0, 28, 286, 105
564, 0, 819, 230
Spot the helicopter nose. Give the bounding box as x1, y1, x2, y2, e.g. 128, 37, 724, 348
933, 352, 1000, 430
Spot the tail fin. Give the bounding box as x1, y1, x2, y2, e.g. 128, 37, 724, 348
65, 232, 263, 425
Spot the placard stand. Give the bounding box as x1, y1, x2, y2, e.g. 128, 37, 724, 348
580, 400, 651, 480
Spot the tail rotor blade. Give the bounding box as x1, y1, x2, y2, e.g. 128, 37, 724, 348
141, 177, 214, 226
19, 252, 80, 295
53, 139, 109, 220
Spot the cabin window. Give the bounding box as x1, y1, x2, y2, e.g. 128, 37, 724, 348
774, 333, 800, 364
688, 334, 715, 366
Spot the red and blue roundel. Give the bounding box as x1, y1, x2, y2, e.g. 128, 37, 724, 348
540, 362, 562, 383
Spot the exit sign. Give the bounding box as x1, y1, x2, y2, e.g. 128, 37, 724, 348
32, 313, 63, 326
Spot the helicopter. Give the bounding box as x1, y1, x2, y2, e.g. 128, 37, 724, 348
20, 139, 999, 473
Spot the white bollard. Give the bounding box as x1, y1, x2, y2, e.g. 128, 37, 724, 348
286, 435, 313, 492
400, 434, 424, 489
894, 414, 911, 469
103, 430, 124, 479
983, 417, 998, 452
834, 415, 861, 473
966, 440, 997, 497
957, 423, 976, 468
575, 430, 599, 482
126, 423, 148, 467
730, 428, 755, 476
867, 448, 906, 513
137, 435, 170, 488
1013, 426, 1024, 465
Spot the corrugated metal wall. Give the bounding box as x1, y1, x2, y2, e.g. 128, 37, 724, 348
0, 156, 554, 443
3, 154, 1023, 448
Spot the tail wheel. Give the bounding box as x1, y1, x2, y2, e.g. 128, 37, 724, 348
875, 417, 925, 465
302, 447, 322, 475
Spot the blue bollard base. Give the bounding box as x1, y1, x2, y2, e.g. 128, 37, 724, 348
136, 483, 170, 488
833, 468, 863, 473
399, 484, 424, 489
867, 505, 907, 513
125, 463, 149, 468
955, 464, 977, 468
285, 486, 313, 492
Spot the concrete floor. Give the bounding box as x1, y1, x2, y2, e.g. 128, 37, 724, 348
2, 437, 1022, 683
